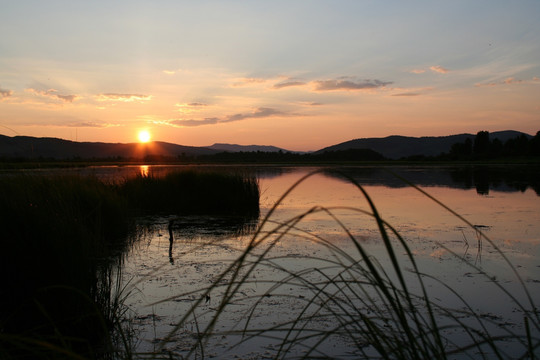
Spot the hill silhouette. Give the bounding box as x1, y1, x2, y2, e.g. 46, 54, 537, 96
0, 130, 535, 161
208, 143, 294, 153
314, 130, 533, 159
0, 135, 217, 160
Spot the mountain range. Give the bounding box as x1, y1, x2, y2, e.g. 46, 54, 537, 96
0, 130, 533, 160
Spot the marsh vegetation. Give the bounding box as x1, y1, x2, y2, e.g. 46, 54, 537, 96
0, 170, 260, 359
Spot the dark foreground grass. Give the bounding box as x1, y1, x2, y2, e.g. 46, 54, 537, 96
154, 169, 539, 359
0, 175, 132, 359
0, 170, 260, 359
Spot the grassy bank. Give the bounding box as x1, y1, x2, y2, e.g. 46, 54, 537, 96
0, 170, 260, 358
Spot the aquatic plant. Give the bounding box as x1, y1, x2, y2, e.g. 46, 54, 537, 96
156, 168, 539, 359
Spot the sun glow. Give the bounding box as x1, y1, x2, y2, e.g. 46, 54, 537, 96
138, 130, 151, 143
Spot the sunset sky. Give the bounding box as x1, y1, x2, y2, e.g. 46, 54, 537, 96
1, 1, 539, 151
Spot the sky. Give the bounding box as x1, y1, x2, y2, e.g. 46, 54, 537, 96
1, 1, 539, 151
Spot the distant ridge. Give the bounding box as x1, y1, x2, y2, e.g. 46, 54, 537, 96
208, 143, 295, 153
314, 130, 533, 159
0, 130, 534, 160
0, 135, 218, 159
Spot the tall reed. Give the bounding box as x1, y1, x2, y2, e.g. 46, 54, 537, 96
0, 169, 260, 359
118, 169, 260, 216
0, 174, 133, 358
156, 168, 539, 359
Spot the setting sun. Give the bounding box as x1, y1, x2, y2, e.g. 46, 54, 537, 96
138, 130, 151, 143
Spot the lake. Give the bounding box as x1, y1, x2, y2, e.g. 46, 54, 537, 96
84, 164, 536, 359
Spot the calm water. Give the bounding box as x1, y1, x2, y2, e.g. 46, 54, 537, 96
87, 164, 537, 359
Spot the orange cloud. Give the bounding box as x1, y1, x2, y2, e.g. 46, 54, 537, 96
96, 93, 152, 102
232, 77, 267, 87
65, 121, 110, 128
298, 101, 323, 106
430, 65, 449, 74
27, 88, 78, 103
313, 78, 392, 91
392, 92, 421, 97
273, 80, 307, 89
0, 87, 13, 98
169, 107, 293, 127
475, 77, 536, 87
504, 77, 523, 84
175, 102, 209, 114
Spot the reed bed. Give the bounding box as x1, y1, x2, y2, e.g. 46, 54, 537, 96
0, 174, 131, 358
155, 169, 539, 359
0, 170, 260, 359
118, 170, 260, 216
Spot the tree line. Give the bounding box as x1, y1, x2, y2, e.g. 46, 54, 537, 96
442, 130, 540, 161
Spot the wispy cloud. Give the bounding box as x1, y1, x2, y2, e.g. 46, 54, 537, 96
503, 77, 524, 85
170, 117, 220, 127
27, 88, 78, 103
475, 76, 538, 87
169, 107, 291, 127
176, 102, 208, 108
232, 77, 267, 87
175, 102, 209, 114
273, 80, 307, 89
0, 87, 13, 98
298, 101, 323, 106
430, 65, 449, 74
226, 107, 286, 122
410, 66, 449, 74
65, 121, 110, 128
96, 93, 152, 102
313, 78, 392, 91
392, 92, 421, 97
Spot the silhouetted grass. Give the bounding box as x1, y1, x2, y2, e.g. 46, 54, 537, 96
156, 169, 539, 359
0, 170, 260, 359
118, 169, 260, 216
0, 174, 133, 358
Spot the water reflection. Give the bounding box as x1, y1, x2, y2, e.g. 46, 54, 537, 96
320, 165, 540, 196
168, 218, 175, 264
4, 164, 537, 196
134, 214, 260, 265
139, 164, 149, 177
448, 165, 540, 195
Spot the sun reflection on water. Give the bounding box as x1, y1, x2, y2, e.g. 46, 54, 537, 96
139, 165, 149, 177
